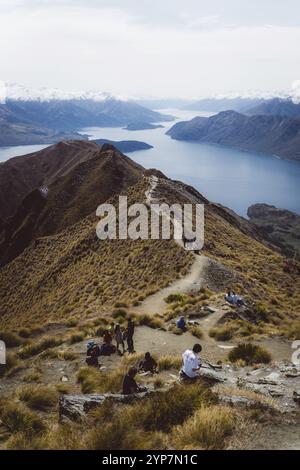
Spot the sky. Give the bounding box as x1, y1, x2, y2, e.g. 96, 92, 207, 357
0, 0, 300, 99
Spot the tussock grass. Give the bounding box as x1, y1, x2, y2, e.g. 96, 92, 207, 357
136, 314, 164, 329
86, 383, 215, 449
0, 331, 22, 347
17, 385, 58, 411
0, 352, 23, 377
170, 405, 236, 450
0, 401, 45, 435
228, 343, 272, 365
157, 355, 182, 371
23, 370, 42, 383
67, 332, 85, 344
165, 293, 187, 304
209, 324, 237, 341
18, 336, 63, 358
190, 326, 203, 339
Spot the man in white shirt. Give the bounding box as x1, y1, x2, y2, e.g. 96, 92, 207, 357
181, 344, 202, 380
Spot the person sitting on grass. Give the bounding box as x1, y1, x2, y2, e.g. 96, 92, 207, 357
176, 315, 187, 331
86, 340, 101, 367
122, 367, 148, 395
180, 343, 202, 381
139, 352, 158, 374
225, 290, 245, 307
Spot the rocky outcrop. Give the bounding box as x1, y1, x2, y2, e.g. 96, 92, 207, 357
59, 390, 156, 421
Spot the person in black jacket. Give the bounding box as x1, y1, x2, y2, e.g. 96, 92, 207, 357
139, 352, 158, 374
126, 319, 135, 353
122, 367, 147, 395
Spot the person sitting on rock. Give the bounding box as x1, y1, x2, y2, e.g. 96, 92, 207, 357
139, 352, 158, 374
122, 367, 147, 395
176, 315, 187, 331
180, 343, 202, 381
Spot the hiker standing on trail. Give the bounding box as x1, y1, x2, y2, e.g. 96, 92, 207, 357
115, 323, 125, 355
180, 344, 202, 381
126, 318, 135, 353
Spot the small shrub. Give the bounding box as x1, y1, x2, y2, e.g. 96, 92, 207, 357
138, 314, 164, 329
112, 308, 128, 319
209, 325, 235, 341
68, 332, 85, 344
228, 343, 272, 365
114, 302, 128, 309
165, 293, 185, 304
190, 326, 203, 339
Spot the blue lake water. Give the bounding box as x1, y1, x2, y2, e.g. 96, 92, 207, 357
1, 108, 300, 217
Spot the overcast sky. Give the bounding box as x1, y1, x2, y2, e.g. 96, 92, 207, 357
1, 0, 300, 98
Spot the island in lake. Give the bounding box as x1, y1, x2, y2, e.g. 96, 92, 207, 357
124, 121, 164, 131
93, 139, 153, 153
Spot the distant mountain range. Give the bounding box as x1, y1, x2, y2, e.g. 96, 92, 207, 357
167, 110, 300, 161
245, 98, 300, 118
182, 97, 265, 113
0, 97, 172, 146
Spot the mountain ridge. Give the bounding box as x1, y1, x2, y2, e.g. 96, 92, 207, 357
167, 110, 300, 161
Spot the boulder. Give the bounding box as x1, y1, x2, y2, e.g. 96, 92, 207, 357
59, 390, 155, 421
218, 394, 273, 411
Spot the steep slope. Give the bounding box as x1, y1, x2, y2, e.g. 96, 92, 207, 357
0, 174, 299, 337
0, 145, 144, 265
167, 111, 300, 161
0, 176, 193, 329
246, 98, 300, 118
248, 204, 300, 257
0, 140, 107, 220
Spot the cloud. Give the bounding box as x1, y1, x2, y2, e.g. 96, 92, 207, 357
0, 2, 300, 97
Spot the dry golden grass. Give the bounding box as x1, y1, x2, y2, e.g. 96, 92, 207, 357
228, 343, 272, 365
0, 179, 193, 330
17, 384, 58, 411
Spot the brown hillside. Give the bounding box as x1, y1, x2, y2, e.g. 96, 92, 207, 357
0, 140, 111, 220
0, 145, 143, 265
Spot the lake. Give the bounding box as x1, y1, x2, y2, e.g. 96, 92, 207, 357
1, 108, 300, 217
